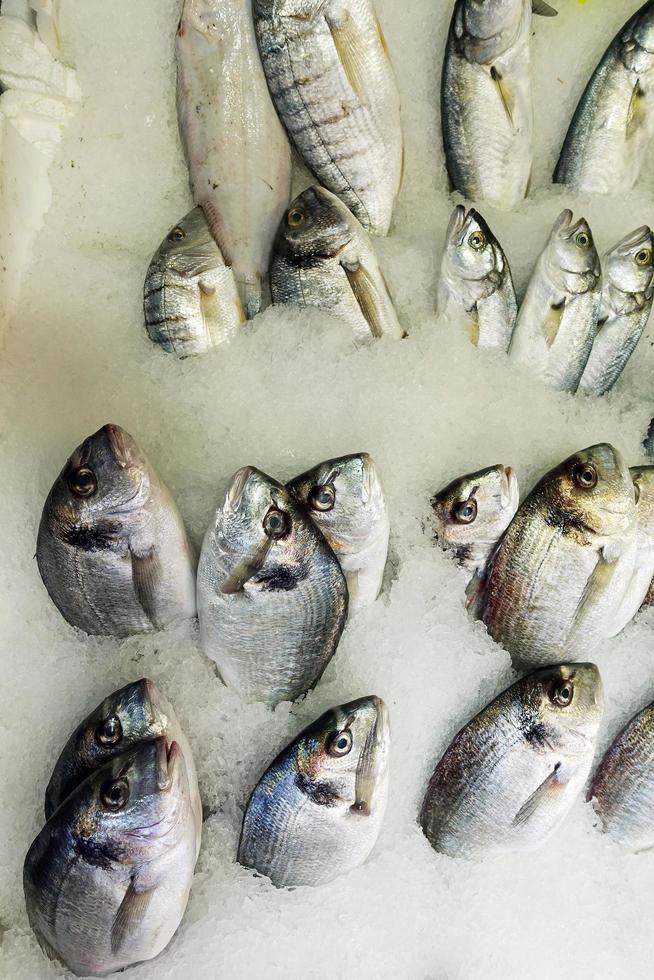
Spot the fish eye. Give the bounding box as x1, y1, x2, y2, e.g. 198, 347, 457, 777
572, 462, 598, 490
287, 207, 305, 229
67, 466, 98, 498
575, 231, 590, 248
309, 484, 336, 512
96, 715, 123, 747
327, 729, 353, 757
468, 230, 486, 251
100, 777, 129, 811
549, 680, 574, 707
454, 498, 477, 524
636, 247, 652, 266
263, 507, 289, 539
168, 226, 185, 242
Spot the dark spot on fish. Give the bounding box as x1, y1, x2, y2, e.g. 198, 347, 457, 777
295, 772, 340, 807
61, 521, 122, 552
74, 836, 122, 870
258, 565, 300, 591
453, 543, 472, 565
524, 722, 549, 746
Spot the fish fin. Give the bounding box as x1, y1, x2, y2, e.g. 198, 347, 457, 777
627, 81, 646, 139
111, 879, 156, 954
398, 139, 406, 195
490, 66, 515, 127
571, 554, 617, 632
513, 766, 564, 827
221, 537, 273, 594
325, 9, 368, 103
130, 546, 163, 626
465, 568, 488, 618
34, 929, 62, 964
467, 307, 480, 347
543, 299, 566, 348
342, 260, 385, 338
532, 0, 557, 16
374, 11, 390, 59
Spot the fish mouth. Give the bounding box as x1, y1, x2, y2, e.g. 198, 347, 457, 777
225, 466, 257, 515
142, 678, 171, 734
155, 735, 179, 791
103, 424, 131, 468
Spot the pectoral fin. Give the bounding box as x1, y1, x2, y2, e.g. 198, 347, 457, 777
571, 554, 617, 632
467, 306, 480, 347
343, 260, 385, 338
490, 66, 515, 127
627, 81, 646, 139
326, 9, 368, 102
532, 0, 557, 16
221, 537, 273, 594
543, 299, 565, 348
111, 879, 156, 954
512, 766, 564, 827
130, 546, 163, 626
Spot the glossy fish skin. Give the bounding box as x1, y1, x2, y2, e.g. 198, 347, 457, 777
420, 663, 603, 858
607, 466, 654, 635
37, 425, 197, 638
287, 453, 389, 613
437, 206, 517, 351
143, 206, 245, 357
509, 210, 602, 392
554, 2, 654, 195
254, 0, 402, 236
24, 738, 198, 977
176, 0, 291, 318
579, 226, 654, 395
430, 464, 519, 572
481, 444, 637, 668
239, 696, 389, 887
197, 467, 348, 708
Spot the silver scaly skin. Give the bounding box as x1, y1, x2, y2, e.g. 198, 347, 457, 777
579, 226, 654, 395
554, 1, 654, 195
270, 186, 404, 340
143, 206, 245, 357
606, 466, 654, 635
509, 210, 602, 392
197, 466, 348, 707
254, 0, 403, 236
287, 452, 389, 613
437, 206, 517, 351
239, 696, 389, 886
420, 663, 603, 858
36, 425, 197, 638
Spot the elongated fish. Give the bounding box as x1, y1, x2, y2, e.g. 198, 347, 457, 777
254, 0, 402, 236
554, 1, 654, 195
197, 467, 348, 707
509, 210, 602, 392
270, 186, 404, 340
36, 424, 197, 638
239, 696, 389, 886
420, 663, 603, 857
176, 0, 291, 318
606, 466, 654, 635
579, 226, 654, 395
437, 206, 517, 351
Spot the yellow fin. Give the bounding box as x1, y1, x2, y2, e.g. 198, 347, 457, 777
490, 66, 515, 127
467, 308, 480, 347
627, 81, 646, 139
326, 9, 368, 102
343, 261, 384, 338
543, 299, 565, 348
375, 12, 390, 59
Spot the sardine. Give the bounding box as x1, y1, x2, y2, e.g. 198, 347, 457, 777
239, 696, 389, 886
606, 466, 654, 635
36, 424, 197, 638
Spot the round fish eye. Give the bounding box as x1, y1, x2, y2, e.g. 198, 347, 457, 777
327, 729, 353, 757
96, 715, 122, 747
168, 226, 185, 242
550, 680, 574, 707
572, 461, 598, 490
263, 507, 289, 539
468, 230, 486, 251
454, 498, 477, 524
67, 466, 98, 498
636, 247, 652, 266
575, 231, 590, 248
309, 484, 336, 512
100, 777, 129, 811
287, 207, 305, 229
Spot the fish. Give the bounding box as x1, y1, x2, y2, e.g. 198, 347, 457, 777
509, 209, 602, 392
480, 444, 637, 667
24, 738, 199, 977
606, 466, 654, 635
269, 186, 404, 340
197, 466, 348, 707
437, 206, 518, 351
579, 226, 654, 395
554, 1, 654, 195
238, 695, 389, 886
143, 206, 245, 357
253, 0, 403, 236
43, 679, 202, 855
430, 464, 519, 573
176, 0, 291, 318
36, 424, 197, 638
420, 663, 603, 858
287, 452, 389, 613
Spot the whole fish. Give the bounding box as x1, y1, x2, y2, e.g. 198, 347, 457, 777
253, 0, 402, 236
606, 466, 654, 635
36, 424, 197, 638
430, 464, 519, 572
270, 186, 403, 340
420, 663, 603, 857
287, 452, 389, 613
143, 206, 245, 357
197, 466, 348, 707
579, 226, 654, 395
509, 210, 602, 392
44, 679, 202, 855
589, 699, 654, 850
176, 0, 291, 318
437, 206, 517, 351
239, 696, 389, 886
554, 1, 654, 195
24, 738, 199, 977
480, 444, 637, 667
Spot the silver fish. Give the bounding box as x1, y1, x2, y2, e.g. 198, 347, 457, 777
480, 444, 637, 667
554, 1, 654, 195
239, 696, 389, 886
420, 663, 603, 857
437, 206, 517, 351
509, 209, 602, 392
287, 452, 389, 613
176, 0, 291, 317
143, 206, 245, 357
197, 466, 348, 707
579, 226, 654, 395
270, 186, 404, 340
606, 466, 654, 635
24, 738, 198, 977
36, 424, 197, 638
254, 0, 403, 236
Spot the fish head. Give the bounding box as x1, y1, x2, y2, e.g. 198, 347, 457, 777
549, 210, 600, 279
531, 663, 603, 749
430, 464, 519, 564
274, 186, 353, 265
604, 226, 654, 295
623, 6, 654, 71
444, 207, 501, 284
147, 206, 219, 279
543, 444, 636, 538
631, 466, 654, 546
460, 0, 525, 53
